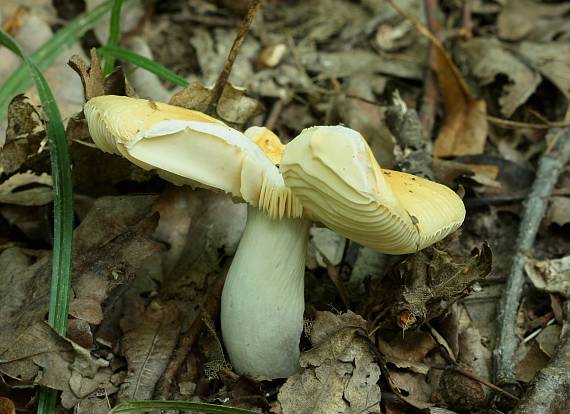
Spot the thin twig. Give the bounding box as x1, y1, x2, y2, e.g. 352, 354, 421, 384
494, 128, 570, 386
264, 97, 286, 130
206, 0, 262, 116
420, 0, 440, 139
487, 115, 570, 130
154, 275, 226, 400
453, 366, 520, 402
462, 0, 473, 40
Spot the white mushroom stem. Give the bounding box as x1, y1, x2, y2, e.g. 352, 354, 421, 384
221, 205, 310, 379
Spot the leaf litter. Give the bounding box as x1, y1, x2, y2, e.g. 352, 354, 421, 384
1, 0, 570, 413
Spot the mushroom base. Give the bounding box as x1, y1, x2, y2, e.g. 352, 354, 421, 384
221, 206, 310, 379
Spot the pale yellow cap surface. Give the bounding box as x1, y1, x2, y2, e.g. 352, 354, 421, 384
281, 126, 465, 254
84, 95, 302, 219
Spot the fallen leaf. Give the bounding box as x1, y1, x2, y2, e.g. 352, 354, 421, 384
525, 256, 570, 297
458, 38, 541, 117
300, 49, 424, 81
309, 227, 346, 268
515, 341, 550, 383
117, 300, 181, 402
536, 324, 562, 358
169, 82, 263, 127
0, 195, 162, 358
0, 397, 15, 414
431, 50, 487, 157
497, 0, 570, 41
279, 311, 381, 414
0, 171, 53, 206
545, 197, 570, 227
0, 322, 113, 408
518, 41, 570, 101
0, 95, 44, 175
389, 371, 433, 409
394, 3, 488, 157
338, 75, 394, 167
378, 331, 437, 363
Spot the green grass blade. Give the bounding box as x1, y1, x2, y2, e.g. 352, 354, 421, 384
109, 400, 259, 414
0, 0, 117, 121
0, 30, 74, 414
98, 45, 190, 87
103, 0, 125, 75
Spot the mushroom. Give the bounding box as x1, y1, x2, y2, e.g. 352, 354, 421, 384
83, 95, 465, 380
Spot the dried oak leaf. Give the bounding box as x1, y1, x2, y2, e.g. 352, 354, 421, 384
117, 300, 181, 402
497, 0, 570, 41
458, 38, 541, 117
0, 322, 114, 409
545, 197, 570, 227
517, 41, 570, 101
525, 256, 570, 298
279, 311, 381, 414
0, 195, 161, 353
395, 6, 487, 157
0, 171, 53, 206
0, 95, 44, 175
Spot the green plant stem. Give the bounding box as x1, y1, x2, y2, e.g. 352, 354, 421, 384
0, 30, 74, 414
98, 45, 189, 86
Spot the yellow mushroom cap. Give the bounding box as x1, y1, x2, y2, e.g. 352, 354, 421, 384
280, 126, 466, 254
245, 126, 285, 165
84, 95, 302, 219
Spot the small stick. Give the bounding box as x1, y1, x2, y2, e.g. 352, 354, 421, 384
487, 115, 570, 130
453, 366, 520, 402
154, 275, 226, 399
462, 0, 473, 39
265, 97, 286, 130
494, 128, 570, 385
206, 0, 262, 116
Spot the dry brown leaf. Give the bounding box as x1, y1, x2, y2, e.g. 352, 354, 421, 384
0, 195, 161, 359
431, 49, 487, 158
458, 38, 541, 117
545, 197, 570, 227
0, 95, 44, 175
0, 322, 114, 409
0, 171, 52, 206
518, 41, 570, 101
497, 0, 570, 41
525, 256, 570, 298
339, 75, 394, 168
169, 82, 263, 127
0, 397, 15, 414
515, 341, 550, 383
117, 300, 181, 402
389, 371, 433, 409
536, 324, 562, 358
378, 331, 437, 363
386, 0, 488, 157
279, 311, 381, 414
